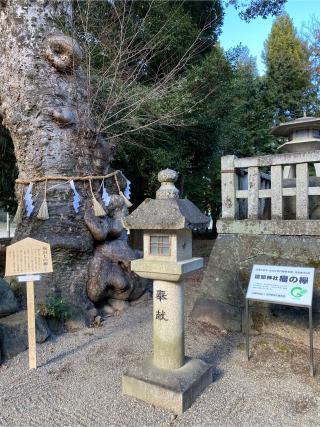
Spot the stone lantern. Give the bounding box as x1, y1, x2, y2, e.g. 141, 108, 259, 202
122, 169, 212, 414
272, 115, 320, 218
272, 115, 320, 153
272, 115, 320, 178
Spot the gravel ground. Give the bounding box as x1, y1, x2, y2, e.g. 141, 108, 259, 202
1, 276, 320, 426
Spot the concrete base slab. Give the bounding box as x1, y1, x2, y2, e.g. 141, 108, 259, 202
122, 357, 213, 414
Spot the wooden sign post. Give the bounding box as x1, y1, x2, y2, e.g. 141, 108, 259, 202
5, 238, 53, 370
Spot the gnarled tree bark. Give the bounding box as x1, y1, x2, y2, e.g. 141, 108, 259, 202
0, 1, 145, 315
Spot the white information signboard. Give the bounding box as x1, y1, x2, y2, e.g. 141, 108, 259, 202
246, 264, 315, 307
246, 264, 315, 376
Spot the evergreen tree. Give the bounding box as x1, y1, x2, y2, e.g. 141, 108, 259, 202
263, 14, 312, 121
305, 17, 320, 113
228, 0, 286, 21
113, 45, 233, 214
223, 45, 277, 156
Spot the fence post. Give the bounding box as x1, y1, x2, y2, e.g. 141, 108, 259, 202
248, 167, 260, 219
221, 155, 238, 219
314, 163, 320, 177
296, 163, 309, 219
271, 165, 283, 219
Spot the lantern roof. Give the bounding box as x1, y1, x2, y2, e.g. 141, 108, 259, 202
271, 116, 320, 137
123, 169, 210, 230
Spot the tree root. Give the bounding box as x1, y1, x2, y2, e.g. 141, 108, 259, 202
87, 241, 147, 302
85, 196, 148, 305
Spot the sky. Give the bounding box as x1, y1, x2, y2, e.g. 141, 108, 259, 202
220, 0, 320, 74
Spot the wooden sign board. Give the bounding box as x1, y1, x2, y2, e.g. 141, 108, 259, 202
5, 237, 53, 277
5, 237, 53, 370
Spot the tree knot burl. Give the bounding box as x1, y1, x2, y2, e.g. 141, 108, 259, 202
44, 34, 82, 73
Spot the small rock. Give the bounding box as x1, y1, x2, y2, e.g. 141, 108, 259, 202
91, 315, 102, 328
0, 278, 18, 318
108, 299, 130, 312
0, 310, 50, 360
101, 304, 115, 316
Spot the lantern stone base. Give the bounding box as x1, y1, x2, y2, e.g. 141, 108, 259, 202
131, 257, 203, 282
122, 357, 213, 414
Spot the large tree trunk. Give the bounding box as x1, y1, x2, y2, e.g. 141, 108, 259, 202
0, 1, 145, 315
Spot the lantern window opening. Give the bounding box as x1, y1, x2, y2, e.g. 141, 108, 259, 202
150, 235, 171, 256
313, 129, 320, 139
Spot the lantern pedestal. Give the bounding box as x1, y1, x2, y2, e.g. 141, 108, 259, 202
122, 357, 212, 414
122, 277, 212, 414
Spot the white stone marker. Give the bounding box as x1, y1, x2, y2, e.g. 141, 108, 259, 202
122, 169, 212, 414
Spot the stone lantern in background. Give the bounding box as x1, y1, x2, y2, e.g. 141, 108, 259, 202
272, 115, 320, 177
272, 115, 320, 219
122, 169, 212, 414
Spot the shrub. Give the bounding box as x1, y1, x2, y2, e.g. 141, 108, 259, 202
38, 295, 71, 321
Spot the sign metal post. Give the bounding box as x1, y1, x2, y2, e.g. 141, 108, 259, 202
246, 298, 249, 361
309, 306, 314, 376
246, 264, 315, 376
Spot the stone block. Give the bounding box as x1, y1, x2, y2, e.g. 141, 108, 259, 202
192, 298, 242, 332
194, 233, 320, 333
122, 357, 212, 414
0, 310, 50, 360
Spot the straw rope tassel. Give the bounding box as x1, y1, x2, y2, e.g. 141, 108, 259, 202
37, 179, 49, 220
115, 174, 133, 208
89, 179, 106, 217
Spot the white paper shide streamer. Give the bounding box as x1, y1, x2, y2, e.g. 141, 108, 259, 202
124, 176, 131, 200
118, 174, 132, 208
102, 179, 111, 207
70, 180, 80, 213
25, 183, 34, 217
